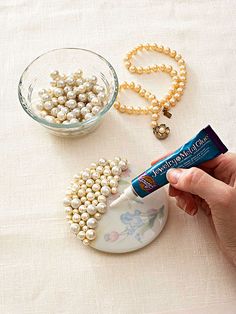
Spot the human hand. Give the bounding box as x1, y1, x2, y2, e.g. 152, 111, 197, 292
152, 152, 236, 265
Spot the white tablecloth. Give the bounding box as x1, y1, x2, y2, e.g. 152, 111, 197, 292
1, 1, 236, 313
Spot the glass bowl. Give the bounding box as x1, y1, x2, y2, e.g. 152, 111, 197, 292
18, 48, 118, 137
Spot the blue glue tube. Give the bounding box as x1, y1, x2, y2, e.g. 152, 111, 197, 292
110, 125, 228, 207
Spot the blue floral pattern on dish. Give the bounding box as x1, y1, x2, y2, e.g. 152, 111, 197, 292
104, 205, 165, 243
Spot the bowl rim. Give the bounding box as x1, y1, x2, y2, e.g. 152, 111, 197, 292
18, 47, 119, 129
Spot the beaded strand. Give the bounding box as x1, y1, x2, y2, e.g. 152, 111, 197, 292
114, 43, 187, 138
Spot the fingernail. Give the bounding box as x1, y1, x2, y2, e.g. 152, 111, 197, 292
167, 169, 182, 184
188, 207, 198, 216
176, 196, 185, 209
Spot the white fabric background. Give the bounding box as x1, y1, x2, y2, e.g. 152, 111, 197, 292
0, 0, 236, 313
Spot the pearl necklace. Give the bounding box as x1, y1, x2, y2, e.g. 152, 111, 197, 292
63, 157, 128, 246
114, 43, 187, 139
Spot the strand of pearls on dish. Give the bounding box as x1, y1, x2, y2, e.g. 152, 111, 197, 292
114, 43, 187, 139
34, 70, 107, 124
63, 157, 128, 246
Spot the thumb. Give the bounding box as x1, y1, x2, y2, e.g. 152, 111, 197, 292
166, 167, 231, 207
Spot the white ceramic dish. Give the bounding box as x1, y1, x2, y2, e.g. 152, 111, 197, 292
90, 167, 168, 253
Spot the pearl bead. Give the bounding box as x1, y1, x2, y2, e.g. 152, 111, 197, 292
111, 187, 118, 194
92, 106, 102, 115
45, 115, 56, 123
85, 113, 93, 120
70, 223, 80, 234
64, 86, 72, 93
57, 111, 66, 121
86, 103, 93, 111
94, 213, 101, 220
77, 189, 85, 197
82, 171, 90, 180
79, 220, 85, 227
50, 70, 59, 79
80, 107, 89, 116
96, 166, 104, 174
98, 195, 107, 204
56, 80, 66, 88
152, 113, 159, 120
97, 202, 107, 213
87, 192, 95, 201
109, 179, 118, 187
92, 183, 101, 192
97, 92, 106, 101
111, 166, 122, 176
77, 231, 86, 240
80, 196, 87, 203
51, 107, 59, 117
94, 191, 101, 198
65, 206, 73, 214
63, 197, 71, 206
98, 158, 106, 166
87, 204, 97, 215
93, 85, 104, 94
81, 212, 90, 221
86, 179, 94, 187
109, 161, 116, 167
101, 186, 111, 196
118, 160, 128, 171
91, 97, 100, 106
159, 126, 166, 134
84, 82, 93, 91
43, 101, 53, 110
78, 93, 87, 102
86, 218, 97, 229
79, 205, 87, 214
86, 229, 96, 241
83, 239, 90, 246
101, 179, 108, 186
72, 213, 80, 223
71, 108, 80, 117
67, 112, 76, 121
84, 201, 91, 207
53, 87, 64, 97
92, 199, 98, 206
103, 168, 111, 176
72, 209, 79, 214
67, 90, 76, 99
82, 226, 88, 232
71, 198, 81, 208
65, 99, 77, 109
66, 214, 72, 220
65, 76, 75, 86
91, 172, 100, 180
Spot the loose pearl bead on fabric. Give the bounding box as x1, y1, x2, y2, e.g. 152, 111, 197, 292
63, 157, 129, 246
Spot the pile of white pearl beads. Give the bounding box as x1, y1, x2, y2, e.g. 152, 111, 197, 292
34, 70, 107, 124
63, 157, 128, 246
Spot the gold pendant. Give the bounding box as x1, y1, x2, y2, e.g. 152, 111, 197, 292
153, 124, 170, 139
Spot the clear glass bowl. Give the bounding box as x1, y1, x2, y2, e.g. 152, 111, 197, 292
18, 48, 118, 137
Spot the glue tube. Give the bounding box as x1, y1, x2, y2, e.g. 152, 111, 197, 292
110, 125, 228, 207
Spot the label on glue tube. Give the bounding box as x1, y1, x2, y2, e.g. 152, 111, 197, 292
131, 125, 228, 198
